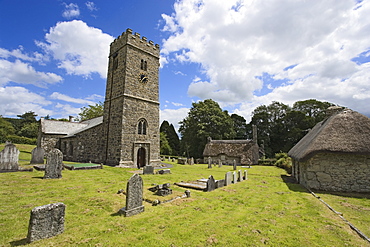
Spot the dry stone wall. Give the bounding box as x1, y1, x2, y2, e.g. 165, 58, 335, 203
297, 153, 370, 192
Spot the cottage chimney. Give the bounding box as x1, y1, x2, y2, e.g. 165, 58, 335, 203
252, 125, 257, 144
69, 116, 74, 122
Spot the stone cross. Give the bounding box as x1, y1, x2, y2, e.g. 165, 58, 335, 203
120, 174, 144, 217
207, 156, 212, 169
205, 175, 216, 192
143, 165, 154, 175
44, 149, 63, 179
27, 202, 65, 243
30, 147, 45, 164
233, 171, 238, 184
0, 143, 19, 171
233, 159, 236, 170
225, 172, 232, 186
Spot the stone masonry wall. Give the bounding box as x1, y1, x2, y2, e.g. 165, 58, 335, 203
299, 153, 370, 192
61, 124, 105, 163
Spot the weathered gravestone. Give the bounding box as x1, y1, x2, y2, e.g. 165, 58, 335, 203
44, 148, 63, 179
244, 170, 248, 180
27, 202, 65, 243
216, 179, 225, 188
189, 157, 194, 165
233, 159, 237, 170
218, 160, 222, 168
143, 165, 154, 175
225, 172, 232, 186
120, 174, 144, 217
205, 175, 216, 192
233, 171, 238, 184
157, 169, 171, 174
0, 142, 19, 171
30, 147, 45, 164
238, 170, 243, 182
207, 157, 212, 169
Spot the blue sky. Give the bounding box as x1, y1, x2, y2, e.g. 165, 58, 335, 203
1, 0, 370, 132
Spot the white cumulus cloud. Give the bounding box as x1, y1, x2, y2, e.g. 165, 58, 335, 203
37, 20, 114, 79
161, 0, 370, 118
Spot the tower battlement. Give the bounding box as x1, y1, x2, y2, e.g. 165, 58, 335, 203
110, 28, 160, 58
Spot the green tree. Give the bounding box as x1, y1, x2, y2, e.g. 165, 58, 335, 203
160, 132, 172, 155
0, 117, 16, 143
18, 122, 39, 138
160, 120, 180, 155
17, 111, 37, 124
77, 102, 104, 121
231, 113, 248, 139
292, 99, 334, 122
179, 99, 235, 158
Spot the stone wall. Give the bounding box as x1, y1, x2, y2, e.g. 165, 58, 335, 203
294, 153, 370, 192
60, 124, 105, 164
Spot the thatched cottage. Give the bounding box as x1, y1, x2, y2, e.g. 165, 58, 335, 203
288, 107, 370, 192
203, 126, 259, 165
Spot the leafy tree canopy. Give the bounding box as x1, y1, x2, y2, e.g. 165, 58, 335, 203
160, 120, 180, 156
179, 99, 235, 158
77, 102, 104, 121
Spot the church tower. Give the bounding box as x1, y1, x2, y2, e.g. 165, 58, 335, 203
103, 28, 160, 167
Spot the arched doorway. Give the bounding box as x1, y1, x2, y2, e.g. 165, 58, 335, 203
137, 147, 146, 168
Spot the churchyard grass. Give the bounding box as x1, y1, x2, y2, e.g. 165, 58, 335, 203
0, 145, 369, 246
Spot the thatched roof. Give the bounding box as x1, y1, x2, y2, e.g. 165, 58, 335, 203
203, 139, 259, 164
288, 109, 370, 161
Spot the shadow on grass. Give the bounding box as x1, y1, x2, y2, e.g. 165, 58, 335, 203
281, 175, 308, 193
312, 190, 370, 199
111, 211, 123, 217
32, 176, 44, 179
10, 238, 27, 246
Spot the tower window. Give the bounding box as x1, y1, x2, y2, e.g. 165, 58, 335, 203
138, 119, 147, 135
113, 52, 118, 70
141, 59, 147, 71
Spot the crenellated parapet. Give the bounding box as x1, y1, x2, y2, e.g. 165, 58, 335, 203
110, 28, 160, 58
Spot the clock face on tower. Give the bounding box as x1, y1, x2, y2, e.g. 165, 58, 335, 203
139, 73, 148, 83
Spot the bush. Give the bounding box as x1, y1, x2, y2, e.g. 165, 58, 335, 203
5, 135, 37, 145
274, 152, 292, 174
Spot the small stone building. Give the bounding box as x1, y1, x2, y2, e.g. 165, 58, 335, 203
38, 29, 161, 168
288, 107, 370, 192
203, 126, 259, 165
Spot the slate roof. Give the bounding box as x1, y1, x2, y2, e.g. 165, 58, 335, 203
41, 116, 103, 137
288, 109, 370, 162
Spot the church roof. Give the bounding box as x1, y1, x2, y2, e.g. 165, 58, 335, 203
41, 116, 103, 136
288, 109, 370, 162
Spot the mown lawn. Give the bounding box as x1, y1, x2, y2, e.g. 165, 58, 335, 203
0, 144, 369, 246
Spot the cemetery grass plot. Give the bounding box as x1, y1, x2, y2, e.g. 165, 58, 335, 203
0, 145, 370, 246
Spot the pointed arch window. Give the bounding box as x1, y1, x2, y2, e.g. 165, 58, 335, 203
138, 119, 147, 135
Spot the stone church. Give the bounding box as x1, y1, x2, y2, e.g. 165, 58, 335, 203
38, 28, 161, 168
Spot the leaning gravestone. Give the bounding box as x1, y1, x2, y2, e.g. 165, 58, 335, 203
205, 175, 216, 192
225, 172, 232, 186
143, 165, 154, 175
0, 142, 19, 171
120, 174, 144, 217
27, 202, 65, 243
44, 149, 63, 179
30, 147, 45, 164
